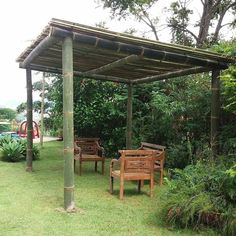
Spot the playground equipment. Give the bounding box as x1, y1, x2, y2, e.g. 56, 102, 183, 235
19, 121, 39, 139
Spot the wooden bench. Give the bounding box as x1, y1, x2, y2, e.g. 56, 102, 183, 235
74, 138, 105, 175
110, 149, 157, 200
139, 142, 166, 185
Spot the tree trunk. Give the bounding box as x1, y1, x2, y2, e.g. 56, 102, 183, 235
197, 1, 213, 47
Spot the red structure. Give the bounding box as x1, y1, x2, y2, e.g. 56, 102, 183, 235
19, 121, 39, 139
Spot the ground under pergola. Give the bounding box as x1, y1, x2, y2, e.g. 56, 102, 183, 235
17, 18, 235, 211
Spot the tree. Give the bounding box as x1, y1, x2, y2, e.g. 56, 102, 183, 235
0, 108, 17, 121
167, 0, 195, 46
16, 75, 51, 115
99, 0, 236, 47
168, 0, 236, 47
196, 0, 236, 47
98, 0, 160, 40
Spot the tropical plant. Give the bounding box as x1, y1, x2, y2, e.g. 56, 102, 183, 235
17, 138, 40, 160
0, 136, 13, 147
160, 159, 236, 235
1, 141, 24, 162
0, 138, 40, 162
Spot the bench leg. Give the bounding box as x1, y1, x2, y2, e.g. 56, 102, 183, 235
138, 180, 141, 193
110, 176, 114, 194
141, 180, 144, 187
74, 160, 78, 174
150, 177, 154, 198
120, 179, 124, 200
79, 161, 82, 176
95, 161, 97, 172
102, 160, 105, 175
160, 170, 163, 185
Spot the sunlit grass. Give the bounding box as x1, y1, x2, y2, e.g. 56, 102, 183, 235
0, 141, 216, 236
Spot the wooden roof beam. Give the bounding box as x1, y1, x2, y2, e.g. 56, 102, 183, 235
50, 27, 229, 70
20, 36, 58, 68
132, 66, 210, 84
77, 71, 130, 83
22, 64, 130, 84
83, 55, 141, 75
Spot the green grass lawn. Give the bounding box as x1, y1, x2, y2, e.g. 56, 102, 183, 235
0, 141, 217, 236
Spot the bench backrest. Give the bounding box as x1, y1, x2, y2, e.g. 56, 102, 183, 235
139, 142, 166, 168
119, 150, 157, 174
75, 138, 100, 155
140, 142, 166, 152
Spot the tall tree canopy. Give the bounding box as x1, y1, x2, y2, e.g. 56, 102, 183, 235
0, 108, 17, 121
99, 0, 236, 47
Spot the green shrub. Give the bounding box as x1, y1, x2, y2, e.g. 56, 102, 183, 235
0, 136, 13, 148
160, 160, 236, 235
17, 139, 40, 160
166, 143, 191, 169
17, 138, 27, 156
1, 141, 24, 162
32, 144, 40, 160
0, 138, 40, 162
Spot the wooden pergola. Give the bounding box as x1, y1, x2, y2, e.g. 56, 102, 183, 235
17, 18, 235, 211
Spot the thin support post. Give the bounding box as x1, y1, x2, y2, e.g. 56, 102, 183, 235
211, 69, 220, 157
62, 36, 75, 212
26, 68, 33, 172
126, 83, 133, 149
40, 72, 45, 147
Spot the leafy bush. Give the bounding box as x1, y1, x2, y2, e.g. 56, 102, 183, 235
166, 143, 191, 169
0, 138, 40, 162
1, 141, 24, 162
32, 145, 40, 160
17, 138, 40, 160
0, 124, 10, 132
0, 135, 14, 148
160, 159, 236, 235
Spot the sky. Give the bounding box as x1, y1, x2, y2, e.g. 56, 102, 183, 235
0, 0, 235, 110
0, 0, 174, 110
0, 0, 127, 109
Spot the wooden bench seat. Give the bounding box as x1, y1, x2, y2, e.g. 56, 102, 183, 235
74, 138, 105, 175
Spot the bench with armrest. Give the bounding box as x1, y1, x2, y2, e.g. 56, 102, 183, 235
110, 149, 157, 200
74, 138, 105, 175
139, 142, 166, 185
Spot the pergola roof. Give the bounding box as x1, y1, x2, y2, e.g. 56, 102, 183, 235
17, 18, 235, 84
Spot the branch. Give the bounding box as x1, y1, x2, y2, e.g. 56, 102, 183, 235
212, 2, 236, 43
138, 6, 159, 40
200, 0, 205, 6
220, 22, 232, 29
172, 24, 198, 42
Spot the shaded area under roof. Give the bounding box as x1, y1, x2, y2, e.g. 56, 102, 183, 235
17, 18, 235, 84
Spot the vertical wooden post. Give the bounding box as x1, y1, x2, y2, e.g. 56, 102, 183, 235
62, 36, 75, 211
211, 69, 220, 157
40, 72, 45, 148
26, 68, 33, 172
126, 83, 133, 149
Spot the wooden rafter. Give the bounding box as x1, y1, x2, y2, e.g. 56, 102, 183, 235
132, 67, 210, 84
24, 64, 130, 83
83, 55, 141, 75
